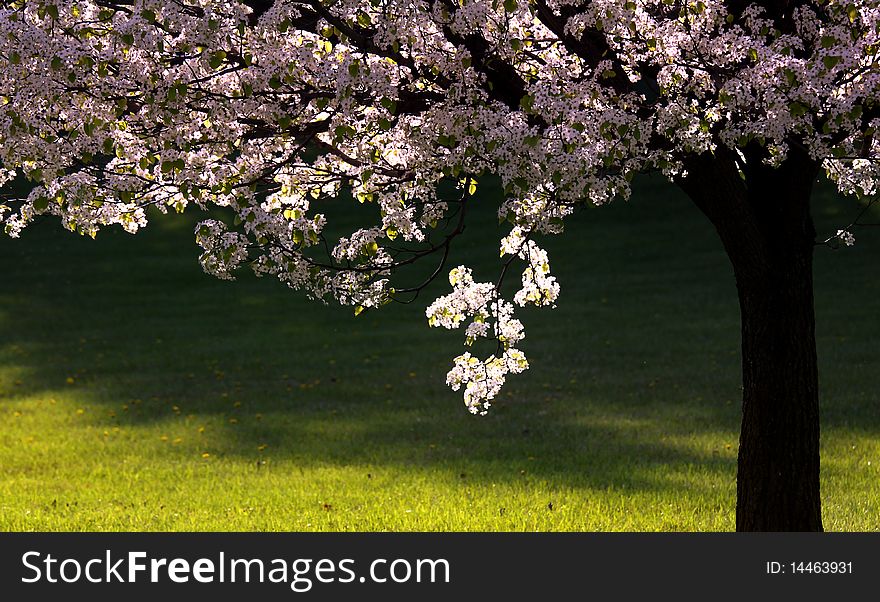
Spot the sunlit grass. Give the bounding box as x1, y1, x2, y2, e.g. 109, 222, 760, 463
0, 176, 877, 531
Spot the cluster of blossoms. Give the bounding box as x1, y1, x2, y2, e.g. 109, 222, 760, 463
501, 228, 560, 308
1, 0, 879, 412
426, 266, 528, 414
836, 229, 857, 247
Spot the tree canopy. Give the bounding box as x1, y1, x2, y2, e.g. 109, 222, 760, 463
1, 0, 878, 414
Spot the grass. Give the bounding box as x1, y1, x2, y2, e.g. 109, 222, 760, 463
0, 176, 878, 531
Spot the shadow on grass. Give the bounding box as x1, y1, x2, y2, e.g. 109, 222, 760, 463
1, 175, 878, 496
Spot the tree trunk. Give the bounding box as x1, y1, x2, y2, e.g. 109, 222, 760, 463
734, 224, 822, 531
678, 149, 823, 531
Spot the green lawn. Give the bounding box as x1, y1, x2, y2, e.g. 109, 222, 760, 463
0, 176, 878, 531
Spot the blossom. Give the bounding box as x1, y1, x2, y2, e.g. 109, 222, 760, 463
837, 229, 856, 247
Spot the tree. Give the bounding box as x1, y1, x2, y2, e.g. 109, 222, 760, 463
1, 0, 877, 531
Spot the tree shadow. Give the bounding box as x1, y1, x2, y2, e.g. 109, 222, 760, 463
1, 176, 878, 501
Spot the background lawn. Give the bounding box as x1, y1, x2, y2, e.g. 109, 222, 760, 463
0, 176, 878, 531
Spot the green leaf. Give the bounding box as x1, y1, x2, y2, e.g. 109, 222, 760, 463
503, 0, 517, 11
33, 196, 49, 211
379, 96, 397, 113
848, 5, 858, 22
788, 101, 808, 118
437, 134, 454, 147
823, 55, 841, 69
208, 51, 227, 70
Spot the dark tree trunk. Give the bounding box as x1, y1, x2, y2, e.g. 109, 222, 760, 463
678, 148, 823, 531
734, 217, 822, 531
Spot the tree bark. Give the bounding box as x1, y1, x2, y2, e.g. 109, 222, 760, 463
678, 148, 823, 531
